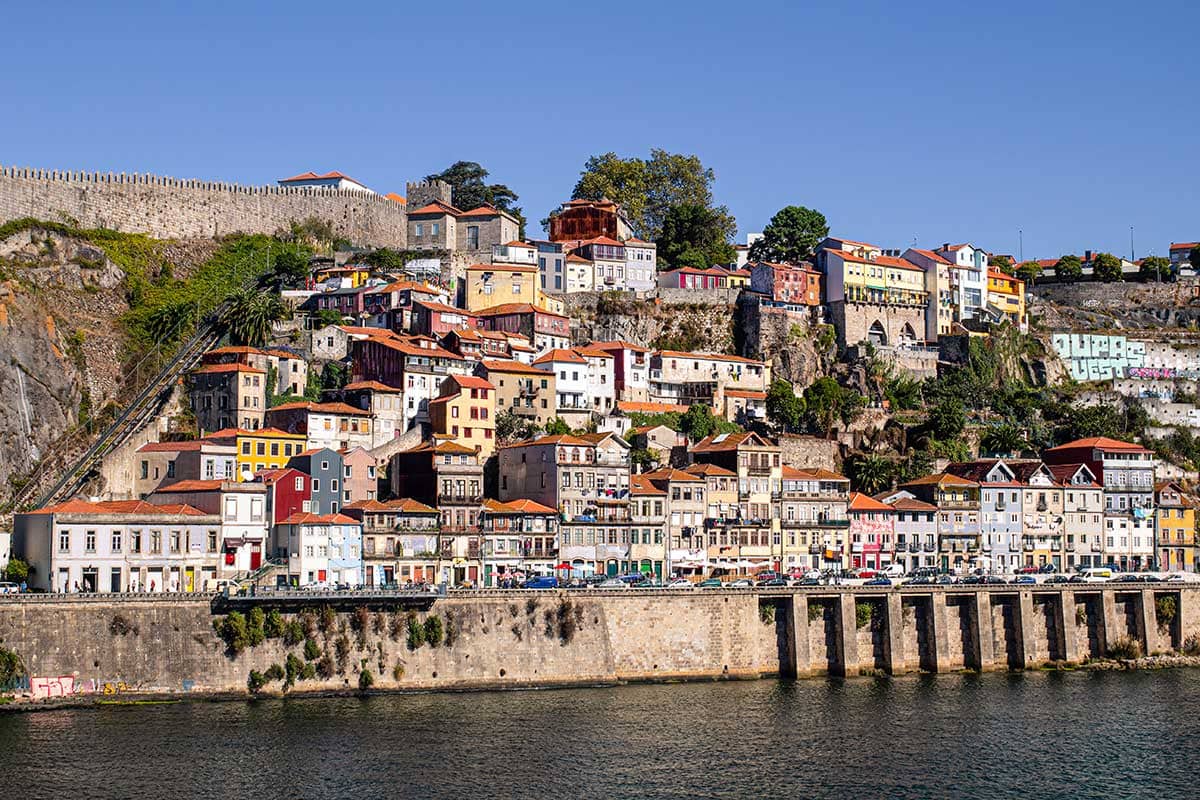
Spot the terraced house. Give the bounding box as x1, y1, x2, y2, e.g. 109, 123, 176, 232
778, 467, 850, 572
817, 237, 929, 348
1155, 482, 1196, 573
900, 473, 981, 573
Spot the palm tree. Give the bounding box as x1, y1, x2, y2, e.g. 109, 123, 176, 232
220, 288, 291, 347
980, 424, 1025, 457
146, 299, 197, 345
849, 454, 894, 495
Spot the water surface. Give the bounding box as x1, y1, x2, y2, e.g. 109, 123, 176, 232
0, 671, 1191, 799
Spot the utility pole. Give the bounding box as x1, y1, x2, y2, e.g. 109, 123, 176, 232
1018, 230, 1024, 263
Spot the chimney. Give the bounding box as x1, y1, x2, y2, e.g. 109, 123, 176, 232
942, 243, 950, 251
1085, 250, 1093, 262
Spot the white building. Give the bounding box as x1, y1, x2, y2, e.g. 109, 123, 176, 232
564, 254, 595, 293
149, 480, 270, 576
532, 348, 592, 426
578, 346, 617, 414
934, 243, 989, 324
278, 170, 373, 193
278, 512, 364, 586
13, 499, 222, 593
624, 238, 658, 292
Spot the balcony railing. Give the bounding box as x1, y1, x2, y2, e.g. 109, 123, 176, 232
746, 464, 773, 476
437, 493, 483, 504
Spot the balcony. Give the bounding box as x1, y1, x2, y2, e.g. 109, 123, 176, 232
809, 544, 823, 554
747, 464, 773, 476
438, 493, 483, 505
519, 548, 557, 559
817, 517, 850, 528
923, 543, 936, 552
938, 500, 979, 510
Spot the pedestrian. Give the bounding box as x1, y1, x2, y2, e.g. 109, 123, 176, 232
150, 579, 156, 593
73, 581, 80, 593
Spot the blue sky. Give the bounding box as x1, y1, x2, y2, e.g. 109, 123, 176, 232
2, 0, 1195, 259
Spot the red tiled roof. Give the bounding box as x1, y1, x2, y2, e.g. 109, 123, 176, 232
26, 498, 210, 516
617, 401, 688, 414
1046, 437, 1150, 453
344, 498, 438, 514
408, 200, 462, 216
342, 380, 402, 393
642, 467, 704, 483
588, 340, 650, 353
848, 492, 894, 512
503, 240, 536, 249
907, 248, 952, 265
467, 262, 538, 273
533, 348, 586, 365
691, 431, 771, 452
884, 496, 938, 512
191, 363, 265, 375
280, 171, 360, 184
479, 359, 550, 375
279, 512, 360, 525
825, 250, 924, 272
725, 389, 766, 400
384, 192, 406, 204
825, 237, 880, 250
482, 498, 558, 514
630, 475, 667, 495
899, 473, 979, 488
206, 345, 266, 356
459, 204, 503, 217
475, 302, 568, 320
502, 434, 592, 449
1170, 242, 1197, 251
268, 401, 371, 416
657, 350, 765, 365
151, 479, 226, 492
137, 439, 211, 453
448, 374, 494, 390
684, 462, 737, 478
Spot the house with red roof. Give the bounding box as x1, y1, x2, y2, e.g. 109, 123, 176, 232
275, 511, 363, 587
817, 239, 930, 348
133, 438, 238, 497
409, 299, 479, 338
405, 181, 521, 273
748, 261, 822, 307
277, 171, 372, 193
429, 374, 497, 459
480, 498, 560, 585
532, 348, 593, 428
464, 261, 541, 312
252, 467, 312, 526
474, 302, 570, 354
148, 479, 270, 575
342, 498, 441, 586
349, 334, 471, 429
548, 197, 635, 244
188, 361, 267, 433
846, 492, 895, 570
649, 350, 770, 422
14, 498, 221, 592
264, 400, 375, 452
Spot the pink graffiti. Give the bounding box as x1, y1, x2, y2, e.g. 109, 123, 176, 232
30, 675, 75, 699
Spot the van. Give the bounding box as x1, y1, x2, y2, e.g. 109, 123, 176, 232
1080, 567, 1113, 583
524, 576, 558, 589
880, 563, 906, 579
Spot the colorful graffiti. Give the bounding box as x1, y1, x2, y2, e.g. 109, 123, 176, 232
30, 675, 75, 699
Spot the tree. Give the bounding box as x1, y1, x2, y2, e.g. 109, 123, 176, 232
980, 424, 1025, 457
320, 362, 349, 392
927, 399, 966, 441
991, 255, 1014, 274
219, 288, 291, 347
883, 375, 922, 411
1092, 252, 1123, 282
362, 248, 409, 272
3, 557, 29, 584
847, 454, 894, 495
802, 377, 863, 438
657, 203, 736, 268
272, 251, 309, 288
1139, 256, 1171, 282
680, 404, 720, 441
570, 149, 735, 242
495, 408, 539, 443
629, 447, 661, 472
543, 417, 571, 436
1015, 261, 1042, 283
748, 206, 829, 264
765, 379, 805, 432
1054, 255, 1083, 282
1058, 404, 1122, 444
426, 161, 525, 237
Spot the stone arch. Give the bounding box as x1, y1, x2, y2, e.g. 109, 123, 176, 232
900, 322, 917, 343
867, 319, 888, 346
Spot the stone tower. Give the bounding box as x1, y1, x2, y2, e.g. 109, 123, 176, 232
405, 179, 453, 209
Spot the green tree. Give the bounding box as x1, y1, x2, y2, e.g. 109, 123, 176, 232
3, 557, 29, 584
657, 203, 736, 268
847, 454, 894, 495
1139, 256, 1171, 282
321, 362, 349, 392
426, 161, 524, 235
543, 417, 572, 436
802, 377, 862, 438
272, 251, 309, 288
1092, 252, 1123, 282
1058, 404, 1122, 443
1015, 261, 1042, 283
927, 399, 966, 441
748, 206, 829, 264
629, 447, 661, 471
680, 404, 720, 440
991, 255, 1014, 274
884, 375, 922, 411
765, 379, 805, 432
1054, 254, 1083, 282
570, 149, 735, 242
495, 408, 539, 443
362, 248, 409, 272
219, 287, 291, 347
980, 424, 1025, 457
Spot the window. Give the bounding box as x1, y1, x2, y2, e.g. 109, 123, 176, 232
207, 530, 218, 552
467, 226, 479, 249
313, 479, 320, 492
58, 529, 70, 553
85, 530, 96, 553
295, 477, 304, 491
140, 460, 149, 480
170, 531, 182, 553
111, 531, 122, 553
432, 222, 440, 236
415, 223, 424, 237
130, 529, 142, 553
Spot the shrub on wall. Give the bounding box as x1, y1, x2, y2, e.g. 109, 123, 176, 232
246, 608, 266, 647
213, 612, 249, 655
407, 613, 426, 650
263, 609, 285, 639
282, 620, 305, 647
0, 647, 25, 687
855, 602, 873, 629
303, 638, 321, 661
1108, 635, 1142, 660
424, 616, 445, 647
1155, 596, 1178, 633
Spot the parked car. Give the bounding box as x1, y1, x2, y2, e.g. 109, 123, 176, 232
728, 578, 754, 588
935, 575, 956, 585
852, 568, 878, 579
863, 577, 892, 587
1110, 575, 1142, 583
1141, 574, 1163, 583
1012, 575, 1037, 585
902, 576, 933, 586
981, 576, 1008, 585
524, 576, 559, 589
757, 578, 789, 587
0, 582, 20, 594
1037, 564, 1057, 574
697, 578, 724, 589
667, 578, 694, 589
1045, 575, 1070, 584
596, 579, 629, 589
797, 576, 822, 586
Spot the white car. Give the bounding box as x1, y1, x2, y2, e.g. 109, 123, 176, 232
596, 579, 629, 589
0, 582, 21, 594
667, 578, 694, 589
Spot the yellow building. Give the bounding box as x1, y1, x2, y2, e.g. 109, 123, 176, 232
987, 269, 1025, 329
204, 427, 308, 479
428, 374, 497, 459
1156, 482, 1196, 573
313, 264, 371, 288
464, 263, 541, 313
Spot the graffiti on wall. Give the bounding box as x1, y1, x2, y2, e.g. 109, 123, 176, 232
30, 675, 75, 699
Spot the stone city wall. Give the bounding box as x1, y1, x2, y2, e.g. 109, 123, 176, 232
2, 586, 1197, 701
0, 166, 408, 247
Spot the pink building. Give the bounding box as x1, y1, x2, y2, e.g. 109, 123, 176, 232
848, 492, 895, 570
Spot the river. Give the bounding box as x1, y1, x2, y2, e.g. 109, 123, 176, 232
0, 670, 1194, 799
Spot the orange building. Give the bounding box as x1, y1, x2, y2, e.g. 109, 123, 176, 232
428, 374, 497, 458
